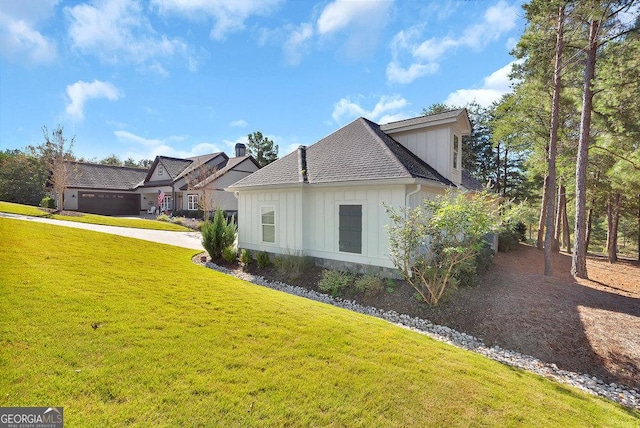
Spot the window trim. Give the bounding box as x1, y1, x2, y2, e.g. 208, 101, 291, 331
260, 205, 276, 244
453, 134, 460, 170
187, 194, 199, 211
158, 165, 164, 176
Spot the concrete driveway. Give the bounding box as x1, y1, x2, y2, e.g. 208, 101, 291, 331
0, 212, 204, 251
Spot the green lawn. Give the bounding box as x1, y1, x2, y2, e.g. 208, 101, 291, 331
0, 201, 189, 231
1, 219, 638, 426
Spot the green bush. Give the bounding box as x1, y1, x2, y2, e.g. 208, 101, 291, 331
354, 274, 385, 296
239, 249, 252, 267
40, 196, 56, 209
256, 251, 271, 268
201, 209, 237, 260
385, 278, 397, 293
156, 214, 170, 222
170, 216, 186, 226
498, 228, 520, 252
273, 253, 314, 280
514, 221, 527, 242
454, 243, 494, 287
318, 270, 354, 297
222, 246, 237, 263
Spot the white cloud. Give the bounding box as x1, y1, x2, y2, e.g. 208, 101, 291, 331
315, 0, 393, 59
283, 22, 313, 65
332, 94, 409, 124
0, 0, 58, 64
387, 0, 520, 84
444, 61, 518, 107
65, 80, 121, 121
229, 119, 248, 128
150, 0, 282, 41
386, 61, 438, 85
65, 0, 193, 73
116, 130, 221, 159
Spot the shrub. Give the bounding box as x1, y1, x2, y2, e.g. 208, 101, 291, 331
354, 274, 385, 296
454, 243, 494, 287
256, 251, 271, 268
385, 278, 397, 293
201, 209, 237, 260
156, 213, 170, 222
239, 249, 252, 267
40, 196, 56, 209
514, 221, 527, 242
384, 190, 501, 305
498, 228, 520, 252
170, 216, 186, 226
222, 246, 237, 263
273, 253, 314, 281
318, 270, 354, 297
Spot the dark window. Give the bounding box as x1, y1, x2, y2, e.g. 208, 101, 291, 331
339, 205, 362, 254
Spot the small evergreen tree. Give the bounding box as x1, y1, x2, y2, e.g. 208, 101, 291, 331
201, 209, 236, 260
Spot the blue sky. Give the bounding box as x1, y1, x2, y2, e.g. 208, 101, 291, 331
0, 0, 525, 162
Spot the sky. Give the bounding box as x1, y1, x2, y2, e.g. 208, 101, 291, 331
0, 0, 526, 162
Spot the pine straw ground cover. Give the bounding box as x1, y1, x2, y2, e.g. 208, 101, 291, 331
0, 218, 638, 426
0, 201, 189, 231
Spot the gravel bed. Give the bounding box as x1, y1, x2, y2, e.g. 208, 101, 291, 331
201, 260, 640, 410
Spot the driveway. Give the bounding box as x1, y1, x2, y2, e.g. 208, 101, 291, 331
0, 212, 204, 251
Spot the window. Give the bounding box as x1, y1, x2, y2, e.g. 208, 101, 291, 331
158, 165, 164, 176
261, 206, 275, 243
160, 195, 172, 211
453, 135, 459, 170
187, 194, 199, 210
339, 205, 362, 254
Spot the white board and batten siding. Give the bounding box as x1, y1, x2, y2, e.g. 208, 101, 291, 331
237, 184, 408, 269
389, 123, 463, 187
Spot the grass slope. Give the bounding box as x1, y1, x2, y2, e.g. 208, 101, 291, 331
0, 201, 189, 231
0, 219, 638, 426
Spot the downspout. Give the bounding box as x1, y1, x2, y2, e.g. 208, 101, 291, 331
406, 184, 422, 209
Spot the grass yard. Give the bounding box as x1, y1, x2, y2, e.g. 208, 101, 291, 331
1, 219, 638, 426
0, 201, 189, 231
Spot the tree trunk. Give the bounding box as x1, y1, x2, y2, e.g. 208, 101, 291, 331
495, 141, 501, 196
553, 181, 562, 253
537, 175, 549, 250
544, 5, 564, 276
586, 205, 593, 251
606, 192, 621, 263
503, 146, 509, 198
572, 18, 598, 279
561, 185, 571, 252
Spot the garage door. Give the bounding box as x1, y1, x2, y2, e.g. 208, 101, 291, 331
78, 192, 140, 216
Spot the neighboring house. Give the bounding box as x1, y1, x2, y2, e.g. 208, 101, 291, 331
63, 144, 259, 216
227, 109, 477, 275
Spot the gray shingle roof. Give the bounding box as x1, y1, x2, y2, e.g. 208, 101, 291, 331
461, 170, 484, 191
231, 117, 454, 188
380, 109, 466, 132
67, 162, 148, 190
158, 157, 193, 179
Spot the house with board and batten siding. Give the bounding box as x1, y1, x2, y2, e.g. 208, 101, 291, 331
227, 109, 482, 276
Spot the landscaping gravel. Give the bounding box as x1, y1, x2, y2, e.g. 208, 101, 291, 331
200, 259, 640, 410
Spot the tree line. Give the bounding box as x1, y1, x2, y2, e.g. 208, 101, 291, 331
437, 0, 639, 278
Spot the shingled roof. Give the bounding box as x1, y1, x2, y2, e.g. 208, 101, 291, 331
67, 162, 148, 190
230, 117, 454, 188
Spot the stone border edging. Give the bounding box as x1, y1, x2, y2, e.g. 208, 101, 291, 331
200, 259, 640, 410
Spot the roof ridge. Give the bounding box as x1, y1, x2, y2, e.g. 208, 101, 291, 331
360, 118, 413, 177
68, 160, 148, 171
